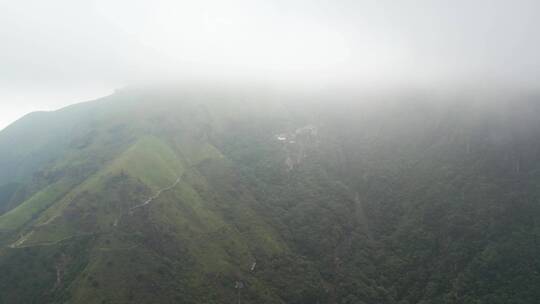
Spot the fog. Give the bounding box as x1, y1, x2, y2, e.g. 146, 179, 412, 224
1, 0, 540, 129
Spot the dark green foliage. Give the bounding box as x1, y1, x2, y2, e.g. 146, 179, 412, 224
0, 88, 540, 303
0, 182, 21, 215
0, 235, 93, 304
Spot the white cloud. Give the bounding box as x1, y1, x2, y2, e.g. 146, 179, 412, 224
0, 0, 539, 129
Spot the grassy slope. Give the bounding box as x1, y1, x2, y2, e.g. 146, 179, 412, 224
13, 136, 181, 246
0, 94, 296, 303
0, 120, 290, 302
63, 136, 289, 303
2, 92, 539, 303
107, 136, 184, 189
0, 181, 71, 232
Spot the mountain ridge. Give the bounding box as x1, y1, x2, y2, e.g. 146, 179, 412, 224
0, 87, 539, 303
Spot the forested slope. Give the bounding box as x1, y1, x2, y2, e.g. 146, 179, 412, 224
0, 87, 539, 303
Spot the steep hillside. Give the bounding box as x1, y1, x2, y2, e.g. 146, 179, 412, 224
0, 87, 539, 303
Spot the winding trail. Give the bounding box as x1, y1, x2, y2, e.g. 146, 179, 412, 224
9, 231, 35, 248
112, 175, 181, 227
10, 232, 96, 249
112, 175, 182, 227
8, 176, 181, 248
129, 176, 181, 213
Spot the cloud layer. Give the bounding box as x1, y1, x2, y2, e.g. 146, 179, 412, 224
1, 0, 539, 128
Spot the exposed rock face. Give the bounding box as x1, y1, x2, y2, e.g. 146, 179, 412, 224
276, 125, 319, 170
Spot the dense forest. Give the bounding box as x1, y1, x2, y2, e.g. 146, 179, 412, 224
0, 87, 539, 303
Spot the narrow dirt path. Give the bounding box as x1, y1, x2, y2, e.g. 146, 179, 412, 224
112, 175, 182, 226
129, 176, 181, 213
10, 233, 96, 249
8, 176, 182, 248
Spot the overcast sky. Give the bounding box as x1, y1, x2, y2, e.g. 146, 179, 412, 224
1, 0, 540, 129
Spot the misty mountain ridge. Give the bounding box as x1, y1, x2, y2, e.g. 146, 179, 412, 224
0, 86, 540, 304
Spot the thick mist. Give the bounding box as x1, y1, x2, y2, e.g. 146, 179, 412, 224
1, 0, 540, 128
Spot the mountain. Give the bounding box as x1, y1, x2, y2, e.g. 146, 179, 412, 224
1, 86, 540, 304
